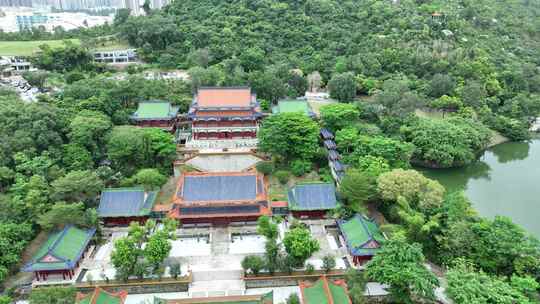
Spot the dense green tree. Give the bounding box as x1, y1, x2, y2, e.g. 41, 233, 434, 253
61, 144, 93, 171
29, 286, 76, 304
241, 255, 265, 276
345, 269, 367, 304
68, 110, 112, 159
328, 72, 357, 102
319, 103, 360, 133
0, 99, 65, 168
111, 237, 138, 281
144, 230, 173, 271
283, 227, 320, 266
128, 168, 167, 191
343, 136, 414, 169
377, 169, 445, 243
33, 41, 94, 72
366, 237, 439, 304
257, 215, 279, 240
22, 71, 49, 90
428, 74, 456, 98
339, 169, 376, 212
446, 259, 535, 304
51, 170, 103, 203
401, 117, 492, 168
106, 126, 176, 175
37, 202, 96, 230
258, 113, 319, 163
0, 222, 33, 282
374, 78, 423, 118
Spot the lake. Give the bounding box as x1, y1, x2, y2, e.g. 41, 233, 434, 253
420, 137, 540, 238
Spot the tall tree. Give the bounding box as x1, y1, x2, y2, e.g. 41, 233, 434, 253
283, 227, 320, 266
366, 237, 439, 304
328, 72, 357, 102
258, 113, 319, 163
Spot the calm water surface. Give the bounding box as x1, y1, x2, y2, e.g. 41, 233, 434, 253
420, 138, 540, 238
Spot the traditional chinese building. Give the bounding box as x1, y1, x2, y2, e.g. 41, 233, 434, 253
337, 214, 385, 265
22, 225, 95, 282
299, 276, 352, 304
288, 182, 339, 219
186, 87, 263, 149
97, 188, 158, 226
169, 171, 270, 225
131, 100, 179, 131
76, 287, 128, 304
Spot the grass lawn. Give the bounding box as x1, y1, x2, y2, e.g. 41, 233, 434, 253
268, 171, 324, 201
0, 39, 80, 56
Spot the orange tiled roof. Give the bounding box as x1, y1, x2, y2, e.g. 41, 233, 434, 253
197, 88, 252, 107
195, 110, 254, 117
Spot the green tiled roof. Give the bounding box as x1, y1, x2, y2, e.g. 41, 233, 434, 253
132, 101, 178, 120
302, 277, 350, 304
338, 214, 385, 256
329, 281, 351, 304
23, 225, 96, 272
77, 288, 127, 304
304, 279, 330, 304
272, 100, 313, 116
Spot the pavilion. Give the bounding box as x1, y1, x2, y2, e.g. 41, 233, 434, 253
337, 214, 385, 265
76, 287, 128, 304
131, 100, 179, 131
97, 188, 158, 226
288, 182, 339, 218
22, 225, 95, 281
299, 276, 352, 304
169, 171, 270, 225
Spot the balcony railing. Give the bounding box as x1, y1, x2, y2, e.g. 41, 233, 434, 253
192, 126, 258, 132
185, 138, 258, 150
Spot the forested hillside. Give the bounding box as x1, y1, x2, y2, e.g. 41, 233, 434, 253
117, 0, 540, 144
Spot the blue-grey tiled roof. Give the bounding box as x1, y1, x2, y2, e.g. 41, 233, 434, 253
324, 140, 337, 150
98, 188, 157, 218
181, 175, 258, 202
320, 128, 334, 140
288, 183, 338, 211
328, 150, 340, 160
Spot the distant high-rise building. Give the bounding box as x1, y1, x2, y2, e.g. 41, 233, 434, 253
0, 0, 32, 7
123, 0, 140, 15
150, 0, 167, 10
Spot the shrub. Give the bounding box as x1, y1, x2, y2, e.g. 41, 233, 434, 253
305, 263, 315, 274
260, 99, 271, 112
170, 263, 181, 279
241, 255, 265, 276
287, 293, 301, 304
322, 255, 336, 273
275, 170, 290, 184
290, 159, 312, 177
256, 161, 275, 175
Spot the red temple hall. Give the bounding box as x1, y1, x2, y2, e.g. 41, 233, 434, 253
168, 171, 270, 225
188, 87, 263, 141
